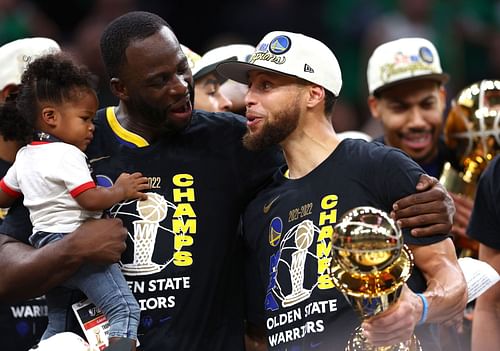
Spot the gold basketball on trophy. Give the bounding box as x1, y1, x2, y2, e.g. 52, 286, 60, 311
332, 208, 403, 275
330, 206, 421, 351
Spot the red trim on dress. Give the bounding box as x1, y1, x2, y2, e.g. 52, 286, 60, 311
30, 141, 50, 145
0, 179, 22, 198
70, 181, 96, 198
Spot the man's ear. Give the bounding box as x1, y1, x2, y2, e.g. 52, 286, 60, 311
41, 107, 58, 126
367, 95, 381, 120
438, 85, 447, 111
306, 85, 325, 109
110, 78, 129, 101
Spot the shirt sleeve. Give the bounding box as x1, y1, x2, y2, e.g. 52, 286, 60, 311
58, 145, 96, 198
376, 147, 450, 246
0, 163, 21, 197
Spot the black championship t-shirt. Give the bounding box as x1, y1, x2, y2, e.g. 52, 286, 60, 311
0, 159, 48, 351
1, 108, 284, 351
468, 155, 500, 249
243, 139, 449, 351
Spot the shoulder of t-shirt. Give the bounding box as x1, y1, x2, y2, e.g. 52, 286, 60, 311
191, 109, 247, 131
485, 155, 500, 177
53, 142, 83, 152
41, 143, 85, 164
340, 138, 396, 163
479, 155, 500, 191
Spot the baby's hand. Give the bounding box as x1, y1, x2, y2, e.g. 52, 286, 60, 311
114, 172, 149, 201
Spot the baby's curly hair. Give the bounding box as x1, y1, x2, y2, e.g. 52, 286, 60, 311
0, 52, 98, 144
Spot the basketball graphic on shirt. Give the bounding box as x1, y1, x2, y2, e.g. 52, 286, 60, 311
136, 192, 168, 222
110, 191, 176, 276
279, 219, 318, 307
295, 221, 314, 250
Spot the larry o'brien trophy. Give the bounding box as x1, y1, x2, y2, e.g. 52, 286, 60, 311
442, 79, 500, 256
330, 206, 421, 351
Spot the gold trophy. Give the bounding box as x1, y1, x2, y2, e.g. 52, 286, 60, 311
330, 206, 421, 351
441, 79, 500, 256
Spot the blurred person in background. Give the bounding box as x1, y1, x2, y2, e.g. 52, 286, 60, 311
218, 44, 254, 115
191, 45, 238, 112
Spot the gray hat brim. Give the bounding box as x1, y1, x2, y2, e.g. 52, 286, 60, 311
216, 60, 298, 86
193, 56, 237, 82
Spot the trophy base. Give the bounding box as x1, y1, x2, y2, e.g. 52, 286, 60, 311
346, 327, 422, 351
121, 262, 165, 275
282, 289, 311, 307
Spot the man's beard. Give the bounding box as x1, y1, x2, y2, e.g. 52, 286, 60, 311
127, 84, 194, 135
243, 99, 301, 151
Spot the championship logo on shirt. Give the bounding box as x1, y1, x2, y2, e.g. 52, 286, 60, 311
266, 195, 337, 311
266, 220, 320, 311
114, 192, 175, 275
97, 173, 196, 277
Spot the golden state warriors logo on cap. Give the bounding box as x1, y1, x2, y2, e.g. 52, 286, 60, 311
269, 35, 291, 55
419, 46, 434, 64
269, 217, 283, 247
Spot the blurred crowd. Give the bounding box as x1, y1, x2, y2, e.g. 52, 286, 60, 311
1, 0, 499, 138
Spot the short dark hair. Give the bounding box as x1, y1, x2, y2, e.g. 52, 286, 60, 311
295, 77, 337, 117
0, 53, 97, 143
100, 11, 171, 78
324, 89, 337, 117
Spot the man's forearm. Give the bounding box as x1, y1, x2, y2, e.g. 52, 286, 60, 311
411, 238, 468, 323
0, 233, 83, 302
472, 244, 500, 351
472, 288, 500, 351
0, 218, 127, 302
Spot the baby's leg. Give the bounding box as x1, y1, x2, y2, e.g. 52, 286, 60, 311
42, 286, 75, 340
67, 263, 140, 344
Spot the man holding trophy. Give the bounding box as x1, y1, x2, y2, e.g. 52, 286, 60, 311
217, 31, 467, 350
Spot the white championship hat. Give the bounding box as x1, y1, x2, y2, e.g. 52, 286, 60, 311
223, 44, 254, 63
192, 44, 254, 81
367, 37, 449, 95
180, 44, 201, 71
29, 332, 91, 351
216, 31, 342, 96
0, 37, 61, 90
